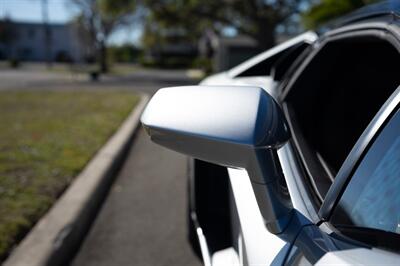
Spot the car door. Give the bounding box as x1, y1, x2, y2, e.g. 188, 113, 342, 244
285, 86, 400, 265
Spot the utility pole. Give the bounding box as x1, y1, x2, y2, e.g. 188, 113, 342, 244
41, 0, 52, 68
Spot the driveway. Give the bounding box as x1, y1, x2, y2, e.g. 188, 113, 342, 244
71, 129, 201, 266
64, 69, 201, 265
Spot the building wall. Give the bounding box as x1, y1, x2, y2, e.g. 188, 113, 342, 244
213, 37, 260, 72
1, 22, 84, 62
215, 46, 261, 72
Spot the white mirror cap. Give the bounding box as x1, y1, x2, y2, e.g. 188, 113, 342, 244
141, 85, 290, 168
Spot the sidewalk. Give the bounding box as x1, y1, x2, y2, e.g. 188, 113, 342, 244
72, 128, 201, 266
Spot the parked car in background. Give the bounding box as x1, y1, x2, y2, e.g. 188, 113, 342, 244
142, 2, 400, 265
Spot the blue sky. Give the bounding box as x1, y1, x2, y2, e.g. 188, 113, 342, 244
0, 0, 141, 45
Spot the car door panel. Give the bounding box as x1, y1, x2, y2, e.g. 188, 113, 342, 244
227, 168, 288, 265
285, 223, 368, 265
316, 248, 400, 265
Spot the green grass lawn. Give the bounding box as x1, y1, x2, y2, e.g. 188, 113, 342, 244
0, 90, 139, 260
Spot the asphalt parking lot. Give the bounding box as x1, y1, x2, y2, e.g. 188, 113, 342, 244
72, 128, 201, 266
67, 69, 202, 266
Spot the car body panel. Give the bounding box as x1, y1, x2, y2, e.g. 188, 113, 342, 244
189, 31, 319, 266
143, 4, 400, 265
320, 0, 400, 33
201, 76, 277, 99
227, 168, 286, 265
277, 143, 319, 223
226, 31, 317, 79
200, 31, 318, 100
211, 247, 239, 266
194, 22, 400, 265
316, 248, 400, 265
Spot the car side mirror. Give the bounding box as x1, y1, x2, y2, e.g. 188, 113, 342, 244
141, 85, 293, 234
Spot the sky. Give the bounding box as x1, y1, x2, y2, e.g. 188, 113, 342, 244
0, 0, 141, 45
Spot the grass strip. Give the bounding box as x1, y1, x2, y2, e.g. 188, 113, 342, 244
0, 90, 139, 260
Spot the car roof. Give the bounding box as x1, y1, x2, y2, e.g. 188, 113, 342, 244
227, 31, 317, 78
318, 0, 400, 33
342, 0, 400, 23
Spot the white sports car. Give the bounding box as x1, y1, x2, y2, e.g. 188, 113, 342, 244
142, 2, 400, 265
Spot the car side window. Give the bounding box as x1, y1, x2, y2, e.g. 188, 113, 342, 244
330, 109, 400, 244
284, 35, 400, 202
233, 42, 311, 78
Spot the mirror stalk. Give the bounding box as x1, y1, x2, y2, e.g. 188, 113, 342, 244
247, 148, 293, 234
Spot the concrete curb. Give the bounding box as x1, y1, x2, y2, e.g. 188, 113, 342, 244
4, 93, 150, 266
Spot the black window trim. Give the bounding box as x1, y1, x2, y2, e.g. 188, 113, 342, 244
279, 22, 400, 101
316, 88, 400, 254
282, 103, 331, 204
319, 86, 400, 220
278, 24, 400, 212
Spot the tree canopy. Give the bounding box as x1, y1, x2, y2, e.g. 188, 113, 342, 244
71, 0, 138, 72
143, 0, 311, 49
143, 1, 385, 49
303, 0, 378, 29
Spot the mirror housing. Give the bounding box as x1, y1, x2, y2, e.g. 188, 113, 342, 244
141, 85, 293, 233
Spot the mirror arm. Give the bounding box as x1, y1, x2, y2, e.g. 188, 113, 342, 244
247, 148, 293, 234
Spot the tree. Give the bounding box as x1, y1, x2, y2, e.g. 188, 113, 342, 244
144, 0, 311, 50
303, 0, 378, 29
71, 0, 138, 72
41, 0, 52, 67
30, 0, 52, 66
0, 19, 14, 44
0, 18, 16, 59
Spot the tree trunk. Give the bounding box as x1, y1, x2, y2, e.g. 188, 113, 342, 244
42, 0, 52, 68
99, 41, 108, 73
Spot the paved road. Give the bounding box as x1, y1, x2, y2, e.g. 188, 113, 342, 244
65, 69, 202, 266
0, 67, 86, 90
72, 129, 201, 266
0, 67, 197, 94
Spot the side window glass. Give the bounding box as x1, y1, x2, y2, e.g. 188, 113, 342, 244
271, 43, 310, 81
331, 109, 400, 242
236, 50, 285, 77
235, 42, 310, 78
285, 36, 400, 202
